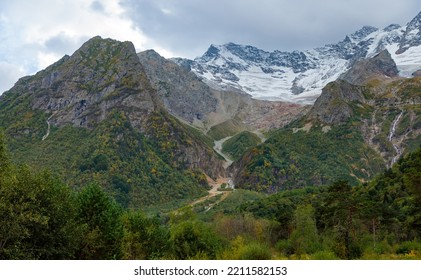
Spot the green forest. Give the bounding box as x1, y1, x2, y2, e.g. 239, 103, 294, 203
0, 32, 420, 262
1, 131, 420, 260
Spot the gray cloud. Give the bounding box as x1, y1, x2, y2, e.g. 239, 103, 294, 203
90, 0, 105, 13
120, 0, 420, 58
1, 0, 419, 95
44, 33, 89, 56
0, 62, 24, 94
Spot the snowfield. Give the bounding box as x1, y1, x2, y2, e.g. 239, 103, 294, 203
175, 13, 421, 104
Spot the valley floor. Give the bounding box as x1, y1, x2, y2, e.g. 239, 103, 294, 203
189, 176, 233, 211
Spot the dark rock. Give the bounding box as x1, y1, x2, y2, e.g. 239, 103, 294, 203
340, 49, 398, 85
137, 49, 218, 124
170, 57, 193, 71
291, 78, 305, 95
384, 24, 401, 32
397, 11, 421, 54
412, 69, 421, 77
350, 26, 378, 41
307, 80, 365, 124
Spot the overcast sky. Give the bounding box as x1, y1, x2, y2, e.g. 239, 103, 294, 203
1, 0, 420, 94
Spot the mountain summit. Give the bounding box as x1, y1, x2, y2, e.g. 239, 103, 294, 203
397, 11, 421, 54
0, 36, 226, 207
0, 13, 420, 210
174, 12, 421, 104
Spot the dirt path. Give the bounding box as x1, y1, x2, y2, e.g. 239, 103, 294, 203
189, 135, 240, 210
189, 176, 233, 210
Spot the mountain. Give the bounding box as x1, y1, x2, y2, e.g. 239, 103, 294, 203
339, 49, 399, 85
0, 36, 226, 208
137, 49, 308, 137
397, 11, 421, 54
0, 15, 420, 262
231, 51, 421, 192
0, 36, 310, 208
174, 12, 421, 104
0, 13, 420, 209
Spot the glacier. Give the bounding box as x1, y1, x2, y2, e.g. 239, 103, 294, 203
174, 12, 421, 104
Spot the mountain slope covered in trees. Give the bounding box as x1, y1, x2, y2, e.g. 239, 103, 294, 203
0, 37, 224, 208
0, 16, 420, 259
1, 132, 420, 259
231, 54, 420, 191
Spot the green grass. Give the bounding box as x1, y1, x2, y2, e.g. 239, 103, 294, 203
183, 122, 214, 148
207, 119, 243, 140
222, 131, 261, 161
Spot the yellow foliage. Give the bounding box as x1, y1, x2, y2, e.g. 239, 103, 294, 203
24, 112, 34, 121
254, 221, 264, 241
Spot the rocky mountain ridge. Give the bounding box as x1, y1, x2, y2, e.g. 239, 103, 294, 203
230, 51, 420, 191
307, 49, 400, 125
14, 37, 155, 129
0, 26, 419, 208
0, 36, 229, 207
174, 12, 421, 104
0, 35, 310, 208
137, 49, 308, 135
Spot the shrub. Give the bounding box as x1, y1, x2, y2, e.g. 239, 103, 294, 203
239, 242, 271, 260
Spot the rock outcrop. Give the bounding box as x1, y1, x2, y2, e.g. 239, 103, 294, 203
340, 50, 398, 85
138, 50, 218, 125
306, 80, 365, 124
13, 36, 155, 130
1, 36, 225, 179
412, 69, 421, 77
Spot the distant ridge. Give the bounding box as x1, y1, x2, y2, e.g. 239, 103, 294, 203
173, 12, 421, 104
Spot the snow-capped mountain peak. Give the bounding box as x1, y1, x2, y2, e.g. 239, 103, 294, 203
397, 11, 421, 54
350, 26, 379, 41
174, 12, 421, 104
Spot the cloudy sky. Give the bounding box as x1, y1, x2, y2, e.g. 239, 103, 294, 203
0, 0, 420, 94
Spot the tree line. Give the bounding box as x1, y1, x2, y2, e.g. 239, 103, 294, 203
1, 132, 420, 259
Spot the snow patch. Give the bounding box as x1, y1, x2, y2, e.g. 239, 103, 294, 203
178, 14, 421, 104
389, 44, 421, 76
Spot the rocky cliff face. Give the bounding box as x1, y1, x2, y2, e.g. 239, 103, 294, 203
231, 74, 420, 192
306, 80, 366, 124
11, 36, 155, 130
138, 49, 218, 125
228, 42, 420, 192
397, 12, 421, 54
304, 49, 420, 164
308, 50, 400, 125
340, 50, 399, 85
0, 36, 227, 201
